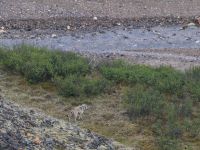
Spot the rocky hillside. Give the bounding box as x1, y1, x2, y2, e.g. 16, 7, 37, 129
0, 96, 132, 150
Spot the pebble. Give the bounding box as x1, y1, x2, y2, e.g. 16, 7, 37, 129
33, 136, 41, 145
187, 23, 196, 27
0, 26, 6, 33
93, 16, 98, 21
98, 145, 107, 150
45, 138, 54, 145
67, 25, 71, 30
116, 22, 121, 26
51, 34, 57, 38
196, 17, 200, 25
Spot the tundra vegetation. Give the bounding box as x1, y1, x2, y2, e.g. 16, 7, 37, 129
0, 45, 200, 150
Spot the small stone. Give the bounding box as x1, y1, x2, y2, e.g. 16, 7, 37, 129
123, 36, 129, 39
186, 37, 192, 40
51, 34, 57, 38
195, 40, 200, 44
23, 139, 32, 145
79, 132, 86, 139
30, 109, 35, 114
26, 133, 33, 138
97, 145, 107, 150
116, 22, 121, 26
67, 25, 71, 30
187, 23, 196, 27
0, 26, 6, 33
45, 138, 54, 145
180, 22, 197, 30
33, 136, 41, 145
29, 35, 35, 39
196, 17, 200, 25
93, 16, 98, 20
99, 30, 105, 34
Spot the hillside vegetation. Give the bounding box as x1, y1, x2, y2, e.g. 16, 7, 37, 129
0, 46, 200, 150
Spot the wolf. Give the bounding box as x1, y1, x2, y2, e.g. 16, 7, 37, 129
68, 104, 89, 121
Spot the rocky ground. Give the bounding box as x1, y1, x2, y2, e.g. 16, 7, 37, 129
0, 0, 200, 32
0, 96, 132, 150
1, 0, 200, 19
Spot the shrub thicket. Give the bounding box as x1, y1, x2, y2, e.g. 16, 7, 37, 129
3, 45, 90, 83
124, 86, 164, 118
0, 45, 107, 97
50, 51, 89, 77
100, 62, 185, 94
0, 48, 7, 64
55, 76, 111, 97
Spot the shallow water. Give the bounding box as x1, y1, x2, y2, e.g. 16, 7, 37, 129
0, 26, 200, 52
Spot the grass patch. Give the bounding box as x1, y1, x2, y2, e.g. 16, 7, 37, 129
124, 86, 164, 118
55, 76, 111, 97
1, 46, 200, 150
100, 61, 185, 94
0, 45, 107, 97
99, 60, 200, 149
2, 45, 89, 83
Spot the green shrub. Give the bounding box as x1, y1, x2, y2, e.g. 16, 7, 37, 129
22, 59, 53, 83
154, 67, 185, 94
50, 51, 90, 77
55, 76, 110, 97
55, 75, 83, 97
153, 106, 182, 150
182, 118, 200, 138
3, 45, 50, 71
0, 48, 7, 64
5, 46, 53, 83
165, 105, 183, 139
100, 61, 185, 95
157, 136, 180, 150
100, 62, 157, 85
1, 45, 90, 83
186, 67, 200, 82
188, 118, 200, 138
152, 119, 163, 136
124, 87, 164, 118
83, 79, 111, 96
3, 50, 24, 71
178, 99, 193, 117
187, 81, 200, 102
